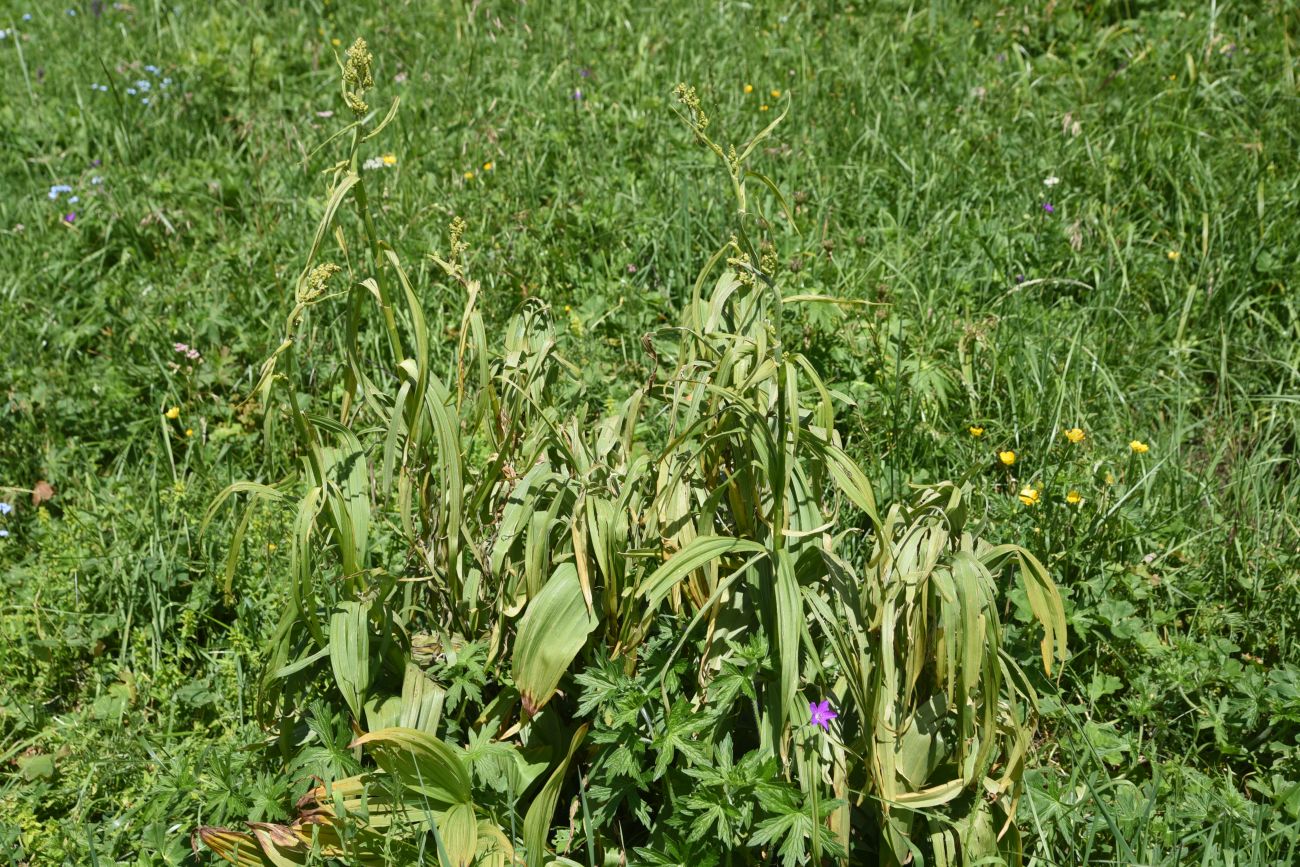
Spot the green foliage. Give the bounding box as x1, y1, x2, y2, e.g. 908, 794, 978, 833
1, 2, 1298, 866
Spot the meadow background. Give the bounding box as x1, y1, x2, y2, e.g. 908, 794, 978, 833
2, 0, 1299, 864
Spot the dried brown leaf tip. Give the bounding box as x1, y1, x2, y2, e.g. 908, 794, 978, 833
32, 480, 55, 506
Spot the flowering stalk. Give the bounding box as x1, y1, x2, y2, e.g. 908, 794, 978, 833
342, 38, 405, 370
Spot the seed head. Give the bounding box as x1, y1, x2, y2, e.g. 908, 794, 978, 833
674, 83, 709, 132
342, 38, 374, 115
301, 262, 342, 303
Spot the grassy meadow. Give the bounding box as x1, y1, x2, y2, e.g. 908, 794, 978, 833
2, 1, 1299, 864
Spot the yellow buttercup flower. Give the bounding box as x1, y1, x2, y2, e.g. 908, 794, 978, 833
759, 104, 769, 112
743, 83, 753, 94
1066, 490, 1082, 504
999, 450, 1016, 466
1019, 487, 1040, 506
1064, 427, 1085, 444
382, 153, 397, 166
1105, 471, 1116, 485
482, 161, 494, 171
770, 89, 781, 98
1167, 250, 1180, 261
165, 406, 180, 420
969, 426, 985, 437
463, 171, 475, 180
184, 428, 194, 437
331, 38, 341, 47
1130, 440, 1150, 454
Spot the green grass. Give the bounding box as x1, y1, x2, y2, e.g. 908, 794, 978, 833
1, 1, 1298, 864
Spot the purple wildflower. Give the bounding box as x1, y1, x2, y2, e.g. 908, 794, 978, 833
572, 89, 583, 101
64, 212, 77, 223
1015, 274, 1025, 283
1042, 202, 1054, 214
809, 699, 838, 731
579, 68, 591, 78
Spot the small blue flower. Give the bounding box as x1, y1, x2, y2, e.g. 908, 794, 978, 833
0, 30, 8, 39
68, 195, 79, 203
145, 64, 161, 74
0, 529, 10, 538
162, 78, 172, 87
135, 79, 150, 91
91, 176, 104, 185
0, 502, 12, 515
24, 13, 33, 21
66, 8, 76, 15
141, 97, 149, 105
126, 87, 136, 95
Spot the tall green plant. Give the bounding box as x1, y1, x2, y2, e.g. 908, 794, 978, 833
197, 44, 1066, 866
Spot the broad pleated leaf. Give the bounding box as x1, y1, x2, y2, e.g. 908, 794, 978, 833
351, 726, 472, 807
512, 563, 598, 716
523, 724, 587, 867
329, 601, 370, 721
637, 535, 768, 613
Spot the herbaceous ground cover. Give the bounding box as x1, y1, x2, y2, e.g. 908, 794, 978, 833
1, 1, 1298, 864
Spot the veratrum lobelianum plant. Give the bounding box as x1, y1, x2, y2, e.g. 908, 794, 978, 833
195, 39, 1066, 867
